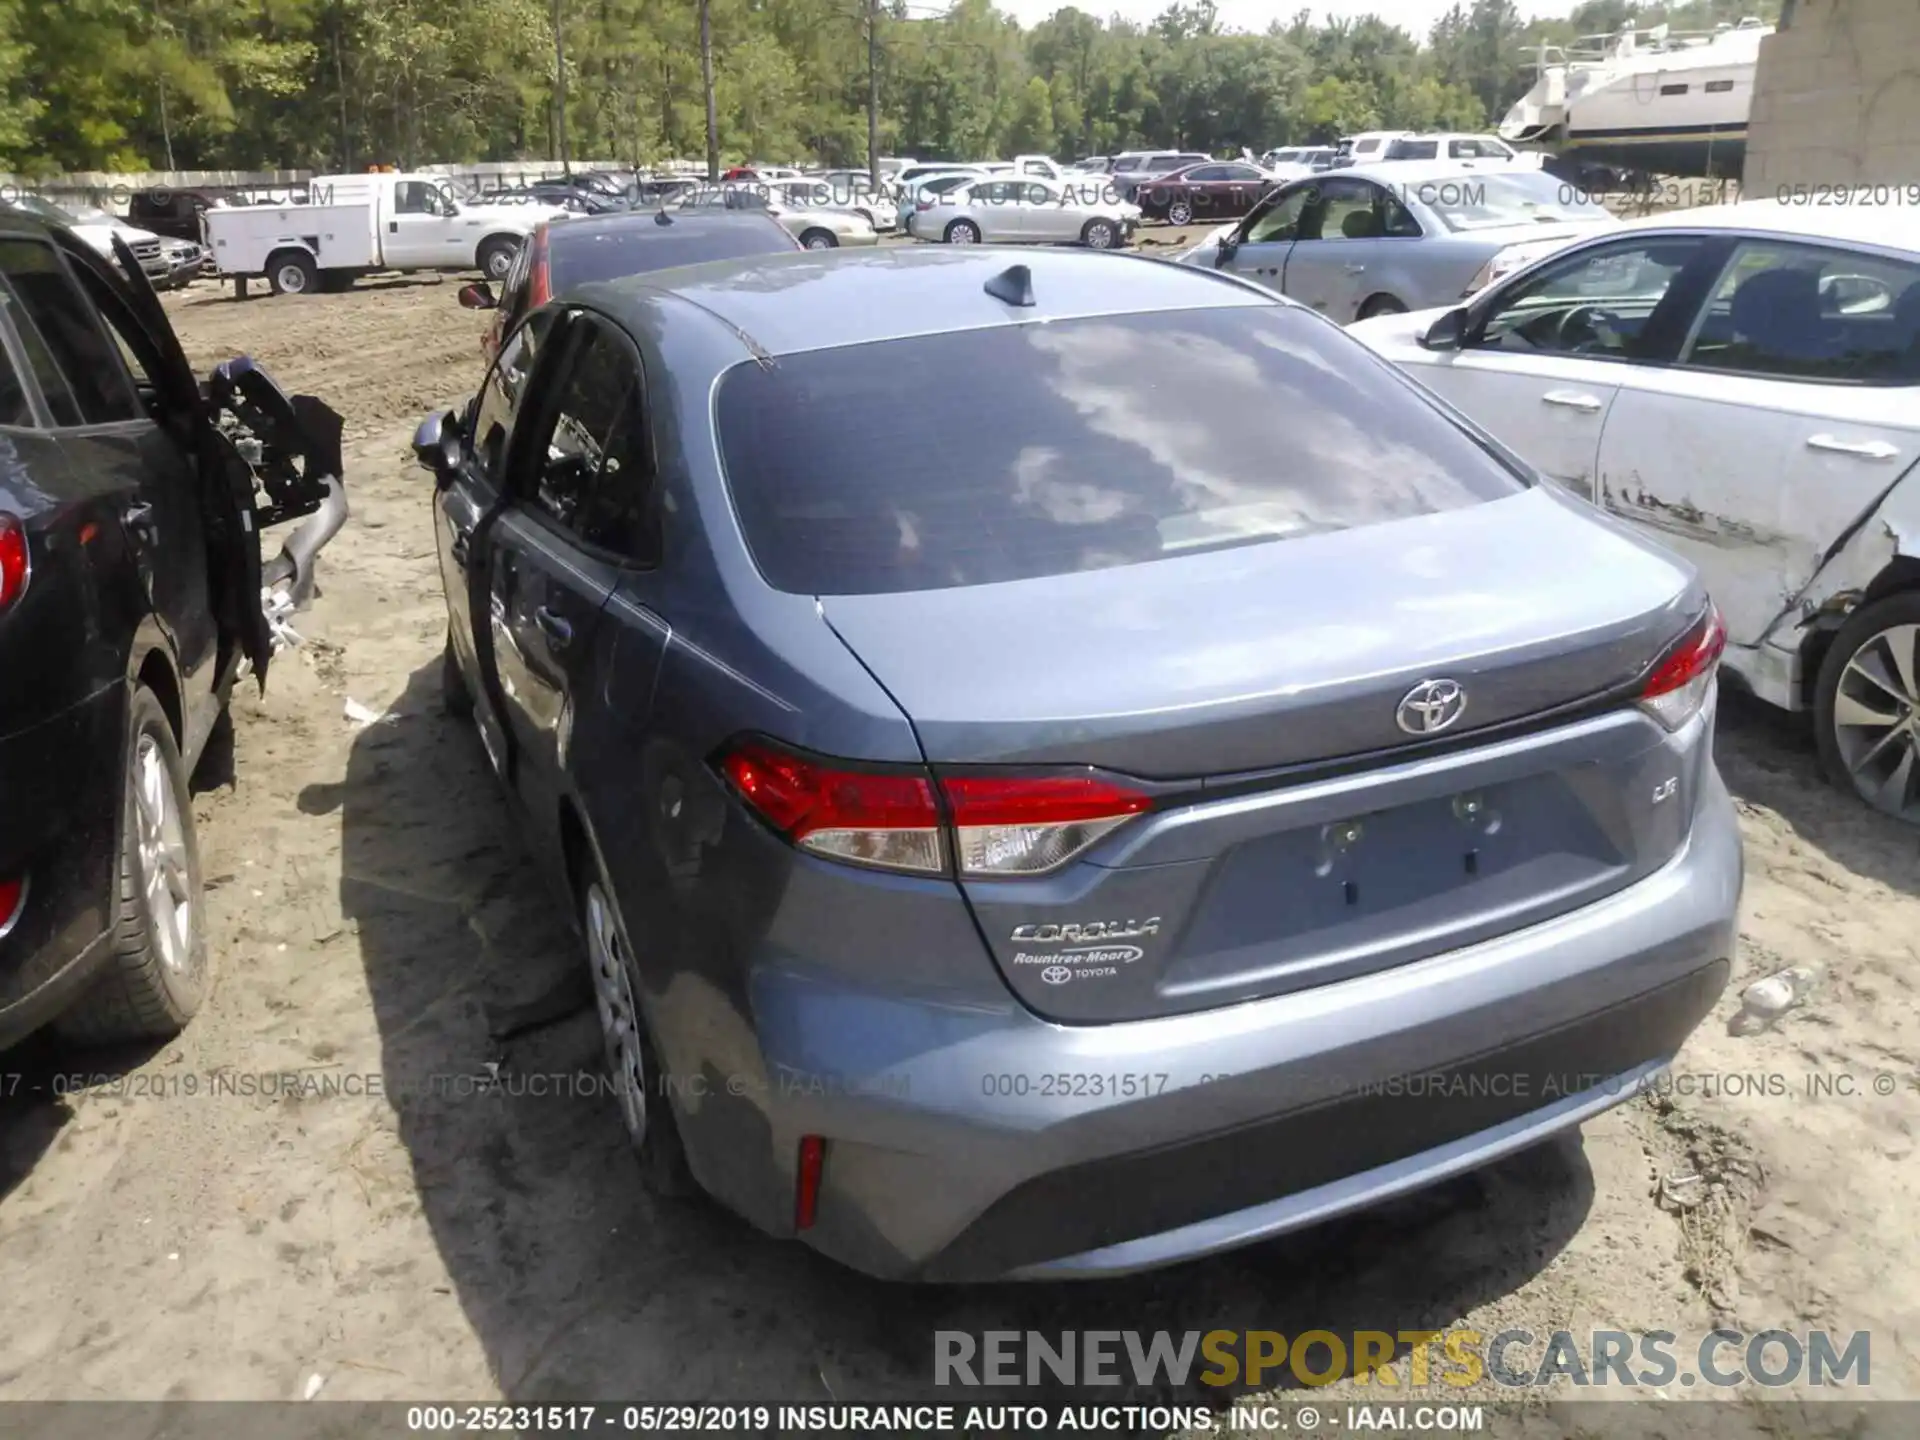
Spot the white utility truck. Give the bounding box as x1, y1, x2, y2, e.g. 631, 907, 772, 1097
202, 172, 567, 296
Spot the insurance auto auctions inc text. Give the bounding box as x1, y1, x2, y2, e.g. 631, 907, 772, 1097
935, 1328, 1870, 1392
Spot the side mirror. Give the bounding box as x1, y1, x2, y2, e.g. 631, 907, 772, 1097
1418, 307, 1470, 351
1214, 236, 1238, 266
412, 409, 464, 482
458, 281, 497, 310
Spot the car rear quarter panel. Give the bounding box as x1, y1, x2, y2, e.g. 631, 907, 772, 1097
0, 434, 157, 1034
0, 433, 155, 738
561, 294, 1013, 1229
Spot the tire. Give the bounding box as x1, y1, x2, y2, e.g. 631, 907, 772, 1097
1081, 217, 1120, 250
478, 237, 519, 282
944, 219, 981, 245
441, 631, 474, 720
1357, 294, 1409, 320
266, 250, 318, 296
798, 228, 838, 251
1167, 200, 1193, 226
579, 857, 696, 1198
1813, 590, 1920, 823
56, 687, 209, 1044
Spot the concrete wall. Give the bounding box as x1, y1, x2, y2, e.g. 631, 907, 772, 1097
1744, 0, 1920, 193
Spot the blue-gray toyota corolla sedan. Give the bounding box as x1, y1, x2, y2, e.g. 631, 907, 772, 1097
415, 244, 1743, 1282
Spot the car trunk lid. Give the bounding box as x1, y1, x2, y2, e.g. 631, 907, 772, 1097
821, 488, 1708, 1022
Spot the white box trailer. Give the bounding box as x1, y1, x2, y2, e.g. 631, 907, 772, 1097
202, 172, 567, 296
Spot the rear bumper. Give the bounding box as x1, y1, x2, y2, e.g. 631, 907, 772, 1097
711, 765, 1741, 1281
0, 686, 125, 1050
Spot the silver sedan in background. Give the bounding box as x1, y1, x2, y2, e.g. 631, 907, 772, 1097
920, 175, 1139, 249
678, 183, 879, 250
1179, 163, 1620, 323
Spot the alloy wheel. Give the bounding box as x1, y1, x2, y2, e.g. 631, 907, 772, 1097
1830, 622, 1920, 819
1169, 202, 1192, 225
134, 735, 194, 973
585, 881, 649, 1146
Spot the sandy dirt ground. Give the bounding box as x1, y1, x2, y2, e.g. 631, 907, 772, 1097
0, 240, 1916, 1417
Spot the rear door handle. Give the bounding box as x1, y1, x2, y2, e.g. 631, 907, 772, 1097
534, 606, 573, 648
1807, 434, 1899, 460
1542, 390, 1604, 413
1342, 262, 1367, 274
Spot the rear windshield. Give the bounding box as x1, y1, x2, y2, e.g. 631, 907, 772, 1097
714, 305, 1526, 596
552, 222, 794, 289
1429, 170, 1609, 231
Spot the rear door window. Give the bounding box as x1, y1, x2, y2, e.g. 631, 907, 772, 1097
520, 314, 658, 561
714, 305, 1526, 597
468, 309, 555, 482
0, 311, 33, 427
1679, 239, 1920, 382
0, 237, 140, 426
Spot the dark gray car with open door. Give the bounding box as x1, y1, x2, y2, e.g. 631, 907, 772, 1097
0, 211, 347, 1050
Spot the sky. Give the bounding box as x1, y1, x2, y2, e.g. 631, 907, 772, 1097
992, 0, 1582, 43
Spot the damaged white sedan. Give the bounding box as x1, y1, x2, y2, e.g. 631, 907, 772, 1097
1349, 199, 1920, 823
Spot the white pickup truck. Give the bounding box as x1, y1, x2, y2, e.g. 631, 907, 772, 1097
203, 172, 567, 296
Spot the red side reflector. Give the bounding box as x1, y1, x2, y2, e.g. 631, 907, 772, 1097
795, 1134, 825, 1230
0, 513, 27, 611
0, 876, 26, 936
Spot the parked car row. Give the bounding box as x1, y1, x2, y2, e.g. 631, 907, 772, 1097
11, 131, 1912, 1322
1165, 173, 1920, 817
0, 194, 206, 289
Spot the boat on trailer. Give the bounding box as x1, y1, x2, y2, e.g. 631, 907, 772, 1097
1500, 17, 1772, 180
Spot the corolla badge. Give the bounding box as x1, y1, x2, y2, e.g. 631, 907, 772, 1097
1010, 918, 1160, 945
1396, 678, 1467, 735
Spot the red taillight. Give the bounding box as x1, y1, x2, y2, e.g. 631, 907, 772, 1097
915, 199, 934, 211
0, 876, 25, 937
527, 230, 550, 309
943, 773, 1151, 876
717, 739, 1152, 878
0, 513, 28, 611
794, 1134, 825, 1230
719, 740, 944, 873
1640, 603, 1726, 730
